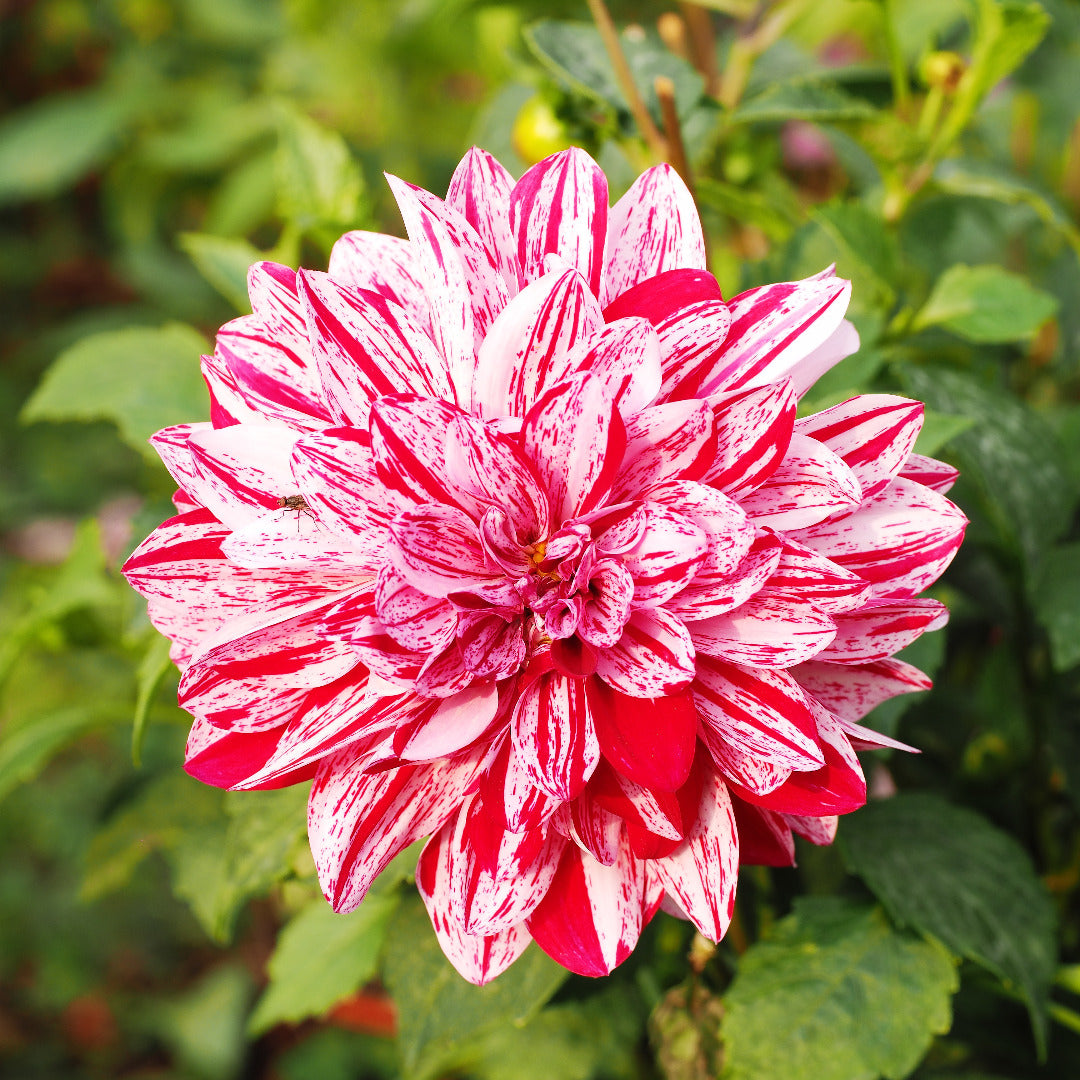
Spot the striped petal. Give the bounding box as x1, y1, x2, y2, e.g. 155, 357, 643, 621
390, 503, 495, 596
565, 317, 662, 414
767, 538, 872, 614
817, 599, 947, 664
595, 608, 696, 698
620, 505, 709, 608
899, 452, 959, 494
327, 230, 431, 327
612, 399, 716, 500
446, 146, 518, 292
792, 657, 932, 721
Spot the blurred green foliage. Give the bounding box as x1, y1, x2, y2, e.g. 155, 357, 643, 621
3, 0, 1080, 1077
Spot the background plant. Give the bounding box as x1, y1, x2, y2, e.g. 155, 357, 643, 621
2, 1, 1080, 1078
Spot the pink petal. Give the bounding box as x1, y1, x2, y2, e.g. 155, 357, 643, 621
200, 350, 262, 428
795, 477, 967, 599
390, 503, 495, 596
767, 538, 872, 614
399, 683, 502, 762
521, 373, 626, 527
690, 589, 837, 668
387, 175, 510, 401
645, 480, 755, 576
611, 399, 716, 501
375, 564, 457, 652
327, 230, 431, 327
792, 657, 932, 722
703, 381, 797, 498
738, 433, 862, 532
589, 677, 697, 792
472, 268, 604, 418
446, 146, 519, 292
151, 423, 211, 502
652, 767, 739, 941
298, 270, 453, 423
309, 744, 488, 912
578, 559, 635, 649
510, 147, 608, 296
566, 317, 662, 414
817, 599, 947, 664
512, 672, 600, 801
693, 657, 826, 772
619, 505, 709, 608
797, 394, 924, 500
602, 163, 707, 305
899, 452, 959, 494
527, 832, 648, 977
594, 607, 696, 698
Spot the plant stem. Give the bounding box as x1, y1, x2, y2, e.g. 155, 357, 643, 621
679, 2, 721, 99
882, 0, 910, 113
586, 0, 667, 159
655, 76, 693, 194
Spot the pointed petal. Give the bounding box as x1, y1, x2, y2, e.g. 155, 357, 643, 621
817, 599, 947, 664
595, 608, 696, 698
620, 505, 709, 608
767, 538, 872, 614
479, 735, 563, 835
899, 452, 959, 494
783, 813, 838, 845
731, 795, 796, 867
446, 146, 518, 291
375, 564, 457, 652
510, 147, 608, 295
792, 657, 932, 722
612, 399, 716, 501
183, 714, 287, 789
566, 317, 662, 414
602, 163, 707, 305
327, 229, 431, 326
220, 510, 376, 572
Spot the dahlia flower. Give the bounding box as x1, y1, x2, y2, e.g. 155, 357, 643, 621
124, 147, 966, 983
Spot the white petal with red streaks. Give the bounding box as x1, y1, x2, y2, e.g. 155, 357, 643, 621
899, 452, 959, 494
472, 267, 603, 419
566, 317, 662, 414
783, 813, 838, 845
652, 768, 738, 941
510, 147, 608, 296
387, 175, 509, 401
767, 538, 872, 614
521, 373, 625, 526
620, 505, 708, 608
703, 733, 791, 796
795, 477, 967, 598
704, 381, 797, 497
612, 399, 715, 500
400, 682, 501, 761
595, 607, 695, 697
391, 502, 495, 596
221, 510, 378, 571
645, 481, 754, 576
792, 657, 932, 721
309, 746, 487, 912
200, 349, 262, 428
327, 230, 431, 326
527, 833, 646, 977
602, 163, 707, 305
797, 395, 923, 500
739, 433, 862, 531
690, 589, 837, 668
564, 795, 625, 866
512, 673, 599, 801
693, 657, 826, 771
817, 599, 947, 664
299, 270, 453, 422
374, 564, 457, 652
150, 423, 211, 501
446, 147, 518, 292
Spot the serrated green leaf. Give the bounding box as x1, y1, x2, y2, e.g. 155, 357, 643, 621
732, 81, 879, 124
21, 324, 210, 461
839, 794, 1055, 1054
179, 233, 259, 312
897, 366, 1072, 568
248, 893, 398, 1035
383, 896, 568, 1080
912, 264, 1058, 342
0, 89, 132, 205
1032, 543, 1080, 671
722, 898, 957, 1080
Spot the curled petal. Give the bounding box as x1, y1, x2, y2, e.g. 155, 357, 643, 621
390, 503, 495, 597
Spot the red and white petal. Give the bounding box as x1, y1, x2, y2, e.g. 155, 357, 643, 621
731, 796, 796, 867
221, 511, 377, 572
510, 147, 608, 296
767, 539, 872, 615
563, 794, 625, 866
797, 395, 923, 501
899, 452, 959, 494
399, 683, 503, 762
472, 268, 603, 419
817, 599, 947, 664
309, 744, 488, 913
566, 317, 662, 414
480, 735, 563, 835
792, 657, 932, 722
602, 163, 707, 306
595, 608, 696, 698
446, 146, 519, 292
652, 768, 739, 941
299, 270, 453, 423
589, 677, 697, 792
521, 373, 626, 527
375, 565, 457, 652
183, 714, 290, 789
645, 481, 755, 576
387, 175, 510, 401
738, 433, 862, 532
612, 399, 716, 501
327, 230, 431, 327
150, 423, 211, 501
795, 477, 967, 599
200, 350, 262, 428
704, 381, 797, 498
703, 733, 791, 797
690, 590, 837, 669
527, 832, 647, 977
512, 673, 599, 802
693, 658, 826, 771
783, 813, 838, 845
620, 505, 709, 608
696, 273, 852, 397
578, 559, 635, 649
390, 503, 495, 596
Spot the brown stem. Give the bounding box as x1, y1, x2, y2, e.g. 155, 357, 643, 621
679, 2, 720, 99
654, 76, 693, 193
586, 0, 667, 158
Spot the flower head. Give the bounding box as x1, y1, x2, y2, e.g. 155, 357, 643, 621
124, 147, 966, 982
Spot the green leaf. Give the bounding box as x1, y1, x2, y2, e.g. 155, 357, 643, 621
131, 631, 175, 767
813, 202, 902, 303
897, 366, 1073, 568
914, 410, 976, 456
839, 794, 1056, 1054
21, 324, 211, 462
912, 264, 1058, 342
179, 233, 260, 313
275, 104, 364, 233
732, 81, 879, 124
722, 898, 957, 1080
1032, 543, 1080, 671
248, 894, 399, 1035
383, 896, 568, 1080
0, 89, 132, 205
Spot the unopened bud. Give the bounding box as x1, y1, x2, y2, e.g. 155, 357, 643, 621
920, 51, 966, 94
